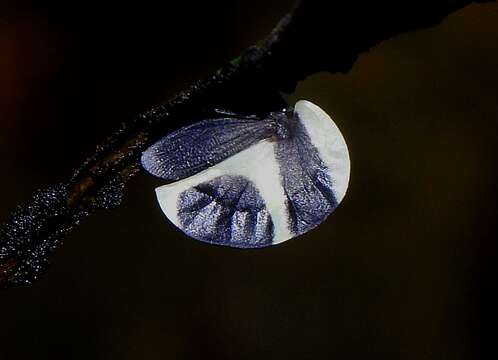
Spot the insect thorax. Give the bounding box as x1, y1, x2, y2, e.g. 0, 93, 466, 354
268, 107, 299, 141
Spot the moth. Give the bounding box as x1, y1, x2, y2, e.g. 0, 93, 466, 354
141, 100, 350, 248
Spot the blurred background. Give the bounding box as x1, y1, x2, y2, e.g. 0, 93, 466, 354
1, 1, 497, 359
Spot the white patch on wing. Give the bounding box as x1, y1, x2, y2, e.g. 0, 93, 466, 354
295, 100, 351, 203
155, 139, 293, 245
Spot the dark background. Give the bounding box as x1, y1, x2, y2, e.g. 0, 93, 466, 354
1, 1, 497, 359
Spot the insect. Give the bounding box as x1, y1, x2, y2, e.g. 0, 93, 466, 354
141, 100, 350, 248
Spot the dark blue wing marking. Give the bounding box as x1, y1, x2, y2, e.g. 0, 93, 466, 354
177, 175, 274, 248
141, 117, 275, 181
274, 116, 338, 236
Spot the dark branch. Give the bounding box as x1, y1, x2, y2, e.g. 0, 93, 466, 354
0, 0, 491, 288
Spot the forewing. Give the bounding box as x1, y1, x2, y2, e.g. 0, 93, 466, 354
176, 175, 274, 248
274, 100, 350, 237
155, 140, 286, 248
141, 117, 274, 181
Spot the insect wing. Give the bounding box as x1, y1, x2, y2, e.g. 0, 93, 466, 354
155, 139, 290, 248
141, 117, 274, 181
275, 100, 350, 237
